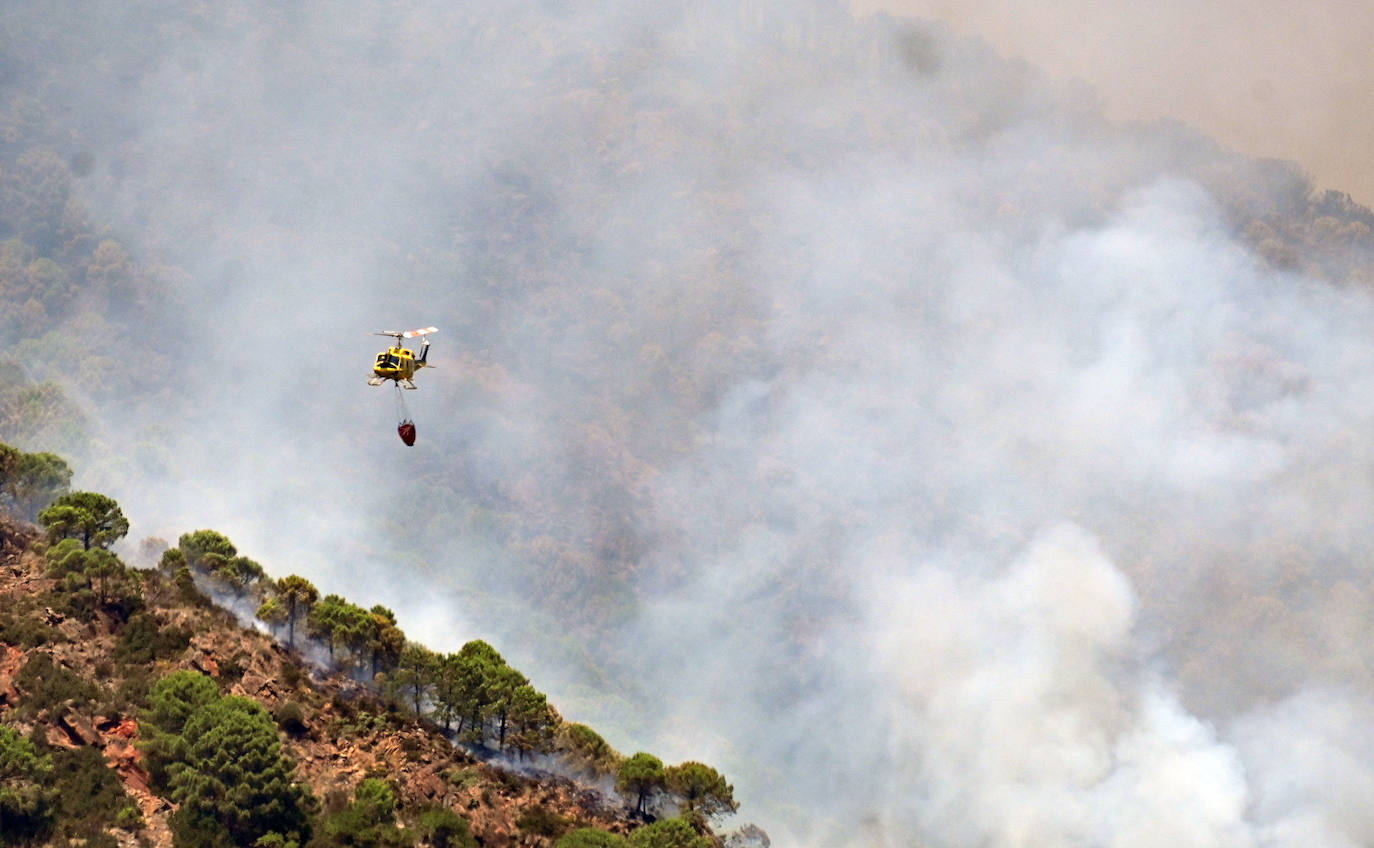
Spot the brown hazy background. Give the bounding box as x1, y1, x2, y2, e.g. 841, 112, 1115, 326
851, 0, 1374, 205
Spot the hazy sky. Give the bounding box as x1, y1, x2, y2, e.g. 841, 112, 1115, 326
851, 0, 1374, 205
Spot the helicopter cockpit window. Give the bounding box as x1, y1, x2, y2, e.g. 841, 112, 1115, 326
386, 355, 401, 369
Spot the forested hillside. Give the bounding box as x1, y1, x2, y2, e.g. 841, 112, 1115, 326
0, 453, 751, 847
5, 1, 1374, 845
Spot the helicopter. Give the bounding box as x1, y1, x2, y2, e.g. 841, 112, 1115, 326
367, 326, 437, 390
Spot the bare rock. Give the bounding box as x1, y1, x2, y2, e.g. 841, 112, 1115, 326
57, 710, 102, 747
46, 725, 79, 749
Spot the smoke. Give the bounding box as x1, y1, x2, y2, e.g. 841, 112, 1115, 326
851, 0, 1374, 205
622, 169, 1374, 843
1233, 689, 1374, 846
8, 1, 1374, 845
863, 525, 1251, 847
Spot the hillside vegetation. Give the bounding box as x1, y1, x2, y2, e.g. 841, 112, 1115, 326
0, 442, 755, 848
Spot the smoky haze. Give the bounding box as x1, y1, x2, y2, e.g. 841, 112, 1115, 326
851, 0, 1374, 205
9, 1, 1374, 845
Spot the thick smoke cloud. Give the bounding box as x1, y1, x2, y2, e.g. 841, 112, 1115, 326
9, 2, 1374, 846
864, 525, 1249, 846
628, 166, 1374, 843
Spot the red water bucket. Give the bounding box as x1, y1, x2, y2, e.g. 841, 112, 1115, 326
397, 421, 417, 446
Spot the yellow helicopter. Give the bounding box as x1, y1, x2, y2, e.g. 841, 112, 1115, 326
368, 326, 437, 389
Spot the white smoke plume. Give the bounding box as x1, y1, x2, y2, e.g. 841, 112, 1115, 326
862, 526, 1252, 847
625, 172, 1374, 843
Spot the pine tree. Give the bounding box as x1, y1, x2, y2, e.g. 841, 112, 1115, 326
665, 762, 738, 822
169, 695, 313, 847
38, 491, 127, 549
275, 575, 319, 649
616, 753, 666, 815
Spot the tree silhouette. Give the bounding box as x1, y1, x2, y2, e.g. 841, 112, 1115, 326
306, 594, 350, 663
391, 641, 438, 718
275, 574, 319, 649
255, 595, 287, 638
616, 753, 666, 816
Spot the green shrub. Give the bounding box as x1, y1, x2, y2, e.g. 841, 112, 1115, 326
115, 804, 145, 829
173, 565, 210, 607
0, 724, 56, 843
516, 804, 571, 838
627, 819, 712, 848
114, 611, 191, 664
445, 767, 481, 789
0, 612, 60, 647
216, 651, 248, 683
556, 829, 629, 848
329, 692, 359, 720
112, 665, 153, 712
47, 584, 98, 622
169, 803, 237, 848
14, 653, 100, 717
313, 778, 407, 848
416, 807, 477, 848
280, 657, 305, 688
47, 744, 139, 838
276, 701, 308, 737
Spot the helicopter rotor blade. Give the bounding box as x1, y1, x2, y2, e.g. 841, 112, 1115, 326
401, 326, 438, 338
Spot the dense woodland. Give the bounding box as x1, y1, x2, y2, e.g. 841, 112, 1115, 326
4, 0, 1374, 844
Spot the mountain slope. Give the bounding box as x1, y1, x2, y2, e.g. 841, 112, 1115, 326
0, 507, 748, 848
